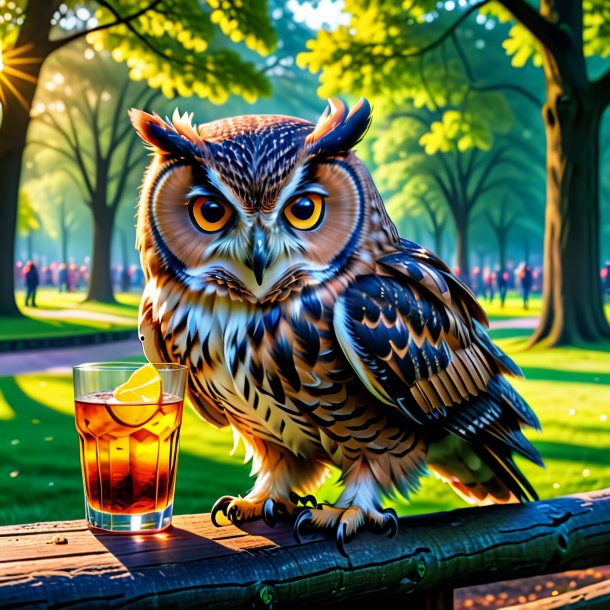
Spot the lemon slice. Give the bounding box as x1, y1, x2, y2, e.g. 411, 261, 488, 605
108, 364, 163, 427
114, 363, 163, 404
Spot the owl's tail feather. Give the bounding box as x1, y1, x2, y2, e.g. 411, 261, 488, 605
428, 434, 538, 506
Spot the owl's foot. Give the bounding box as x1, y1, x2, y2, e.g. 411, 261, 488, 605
211, 491, 317, 527
262, 491, 318, 527
293, 505, 398, 557
211, 495, 270, 526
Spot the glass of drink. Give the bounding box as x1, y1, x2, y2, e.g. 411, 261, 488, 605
73, 362, 187, 533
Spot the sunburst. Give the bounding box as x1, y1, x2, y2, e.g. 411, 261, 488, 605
0, 43, 43, 112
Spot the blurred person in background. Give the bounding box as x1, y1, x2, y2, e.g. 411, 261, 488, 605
496, 266, 509, 308
58, 263, 69, 293
517, 262, 533, 310
23, 260, 40, 307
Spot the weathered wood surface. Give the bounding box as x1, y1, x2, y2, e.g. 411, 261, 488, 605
1, 488, 610, 609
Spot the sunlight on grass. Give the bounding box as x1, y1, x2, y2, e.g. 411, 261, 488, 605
14, 374, 75, 416
482, 294, 542, 320
0, 388, 15, 420
0, 290, 140, 341
1, 329, 610, 525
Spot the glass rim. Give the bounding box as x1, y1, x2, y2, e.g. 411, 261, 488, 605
74, 362, 188, 373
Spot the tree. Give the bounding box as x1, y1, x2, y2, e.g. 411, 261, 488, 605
29, 54, 162, 303
21, 164, 85, 270
370, 109, 529, 282
299, 0, 610, 346
0, 0, 276, 316
484, 195, 519, 272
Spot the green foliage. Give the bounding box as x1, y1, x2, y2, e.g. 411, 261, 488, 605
584, 0, 610, 58
298, 6, 516, 155
481, 0, 610, 65
87, 0, 275, 102
16, 189, 40, 237
419, 92, 512, 154
1, 0, 276, 105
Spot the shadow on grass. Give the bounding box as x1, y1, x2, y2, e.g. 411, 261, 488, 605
0, 376, 252, 526
519, 368, 610, 384
489, 328, 535, 341
533, 440, 610, 466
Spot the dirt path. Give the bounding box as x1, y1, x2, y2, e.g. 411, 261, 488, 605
28, 308, 136, 325
1, 316, 540, 377
491, 316, 539, 330
0, 339, 144, 376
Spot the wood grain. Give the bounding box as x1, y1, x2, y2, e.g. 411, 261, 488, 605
1, 488, 610, 609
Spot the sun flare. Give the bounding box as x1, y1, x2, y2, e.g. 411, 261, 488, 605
0, 43, 42, 111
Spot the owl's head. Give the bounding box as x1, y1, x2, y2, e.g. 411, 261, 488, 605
130, 98, 396, 303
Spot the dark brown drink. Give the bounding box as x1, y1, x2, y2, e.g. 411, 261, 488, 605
75, 391, 183, 516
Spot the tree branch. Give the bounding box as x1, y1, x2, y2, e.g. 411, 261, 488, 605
47, 0, 164, 53
469, 82, 542, 108
452, 31, 475, 82
390, 0, 492, 60
430, 170, 455, 213
94, 0, 214, 75
478, 178, 508, 197
56, 165, 91, 207
496, 0, 563, 55
27, 140, 77, 164
63, 102, 96, 197
468, 146, 509, 205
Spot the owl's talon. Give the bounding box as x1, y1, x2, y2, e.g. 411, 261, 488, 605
263, 498, 278, 527
210, 495, 233, 527
380, 508, 399, 538
293, 509, 313, 544
336, 522, 352, 558
228, 504, 241, 524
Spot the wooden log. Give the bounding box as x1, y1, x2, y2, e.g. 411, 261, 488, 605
1, 488, 610, 609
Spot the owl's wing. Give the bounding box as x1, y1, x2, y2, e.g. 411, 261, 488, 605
139, 295, 230, 429
333, 239, 541, 500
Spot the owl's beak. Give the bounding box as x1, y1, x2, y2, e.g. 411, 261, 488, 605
247, 226, 270, 286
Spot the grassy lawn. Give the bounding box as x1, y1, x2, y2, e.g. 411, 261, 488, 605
482, 293, 542, 320
0, 289, 140, 341
1, 333, 609, 525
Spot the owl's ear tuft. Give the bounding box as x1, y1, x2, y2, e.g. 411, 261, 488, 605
306, 97, 372, 158
129, 108, 202, 159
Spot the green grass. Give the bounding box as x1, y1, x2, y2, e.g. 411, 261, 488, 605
0, 289, 140, 341
481, 293, 542, 320
1, 334, 610, 526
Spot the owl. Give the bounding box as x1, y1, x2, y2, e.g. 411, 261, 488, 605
129, 99, 542, 555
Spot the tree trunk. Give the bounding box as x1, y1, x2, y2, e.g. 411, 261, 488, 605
498, 232, 507, 272
454, 216, 470, 285
433, 226, 443, 260
0, 0, 55, 316
530, 91, 610, 345
61, 224, 68, 264
86, 205, 116, 303
0, 114, 31, 316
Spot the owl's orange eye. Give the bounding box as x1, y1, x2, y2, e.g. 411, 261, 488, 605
189, 197, 232, 233
283, 193, 325, 231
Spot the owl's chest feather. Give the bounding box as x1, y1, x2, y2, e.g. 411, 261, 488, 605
177, 294, 331, 456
